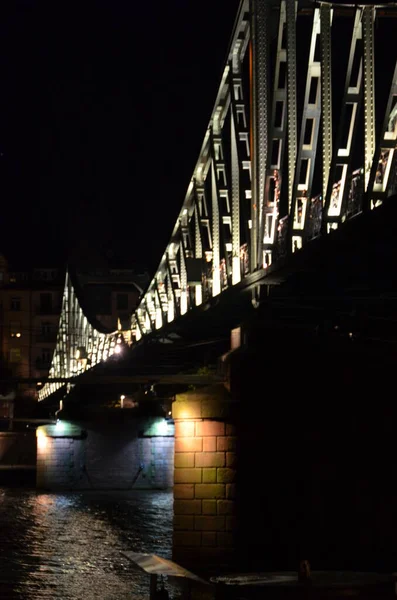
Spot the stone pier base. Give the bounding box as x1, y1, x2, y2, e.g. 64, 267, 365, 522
36, 417, 174, 490
172, 384, 237, 568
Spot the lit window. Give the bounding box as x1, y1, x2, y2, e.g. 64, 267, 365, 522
10, 297, 21, 311
10, 321, 21, 338
9, 348, 22, 363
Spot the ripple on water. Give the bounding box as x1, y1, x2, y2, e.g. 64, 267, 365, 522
0, 489, 174, 599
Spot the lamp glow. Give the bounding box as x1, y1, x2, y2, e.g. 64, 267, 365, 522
37, 428, 48, 450
155, 419, 169, 435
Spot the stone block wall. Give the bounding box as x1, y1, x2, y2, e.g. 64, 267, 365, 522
172, 385, 237, 567
36, 417, 174, 490
37, 433, 83, 489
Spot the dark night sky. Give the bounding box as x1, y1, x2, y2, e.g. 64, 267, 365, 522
0, 0, 240, 271
0, 2, 394, 273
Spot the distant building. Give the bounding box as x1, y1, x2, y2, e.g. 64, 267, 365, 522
0, 258, 63, 399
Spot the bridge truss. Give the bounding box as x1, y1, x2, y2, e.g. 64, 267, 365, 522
39, 0, 397, 401
39, 271, 124, 399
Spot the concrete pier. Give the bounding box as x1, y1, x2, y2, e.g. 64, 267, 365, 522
172, 384, 237, 567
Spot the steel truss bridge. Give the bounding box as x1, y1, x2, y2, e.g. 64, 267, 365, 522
39, 0, 397, 401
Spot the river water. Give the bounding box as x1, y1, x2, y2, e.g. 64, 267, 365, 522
0, 487, 174, 599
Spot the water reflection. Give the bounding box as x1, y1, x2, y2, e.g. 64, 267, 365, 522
0, 488, 173, 599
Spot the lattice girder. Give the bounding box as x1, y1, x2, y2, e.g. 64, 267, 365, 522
38, 271, 122, 401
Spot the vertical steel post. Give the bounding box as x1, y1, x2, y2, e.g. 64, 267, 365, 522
194, 204, 203, 305
286, 0, 297, 216
194, 184, 202, 261
363, 6, 376, 191
249, 32, 257, 271
211, 160, 221, 296
251, 0, 270, 270
166, 252, 178, 321
229, 61, 250, 282
290, 8, 322, 250
263, 1, 287, 258
154, 281, 164, 329
180, 238, 188, 315
366, 61, 397, 206
211, 130, 232, 285
193, 182, 204, 305
231, 108, 241, 284
321, 4, 332, 203
323, 9, 363, 229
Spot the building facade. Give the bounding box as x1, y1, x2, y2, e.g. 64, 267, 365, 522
0, 261, 62, 399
